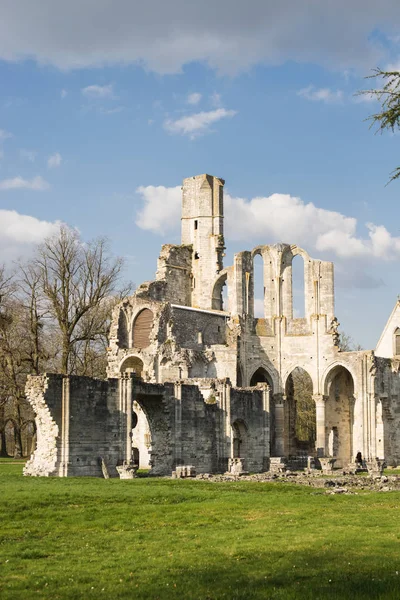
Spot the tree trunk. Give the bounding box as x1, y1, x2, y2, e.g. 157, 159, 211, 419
13, 425, 22, 459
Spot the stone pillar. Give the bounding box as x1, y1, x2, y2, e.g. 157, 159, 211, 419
119, 373, 132, 464
370, 394, 377, 461
348, 395, 355, 462
59, 376, 70, 477
224, 382, 231, 466
261, 384, 270, 470
126, 375, 133, 463
174, 382, 182, 468
314, 394, 327, 457
274, 394, 285, 456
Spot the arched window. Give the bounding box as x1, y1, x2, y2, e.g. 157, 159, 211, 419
250, 367, 272, 388
292, 255, 305, 318
232, 420, 248, 458
132, 309, 154, 349
394, 328, 400, 356
117, 310, 129, 349
285, 367, 315, 455
120, 356, 144, 377
253, 254, 264, 317
212, 273, 228, 311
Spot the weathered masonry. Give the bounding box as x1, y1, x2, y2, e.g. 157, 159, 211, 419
25, 174, 400, 477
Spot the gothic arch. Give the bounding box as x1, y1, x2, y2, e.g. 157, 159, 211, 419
120, 355, 144, 377
282, 364, 317, 394
211, 271, 228, 311
133, 392, 172, 475
280, 245, 310, 320
117, 310, 129, 349
231, 419, 248, 459
321, 362, 357, 397
285, 367, 315, 456
249, 365, 275, 389
323, 364, 355, 466
132, 308, 154, 349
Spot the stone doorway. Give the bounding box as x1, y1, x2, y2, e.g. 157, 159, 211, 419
324, 366, 354, 467
285, 367, 315, 457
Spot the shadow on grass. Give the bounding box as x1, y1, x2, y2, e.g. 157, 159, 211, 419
149, 550, 399, 600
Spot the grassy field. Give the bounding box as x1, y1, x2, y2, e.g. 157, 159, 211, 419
1, 463, 400, 599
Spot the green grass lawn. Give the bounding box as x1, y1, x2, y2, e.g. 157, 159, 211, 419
1, 464, 400, 599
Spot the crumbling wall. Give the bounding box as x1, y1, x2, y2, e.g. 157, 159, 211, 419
25, 375, 122, 477
156, 244, 192, 306
66, 377, 121, 476
230, 387, 268, 472
24, 375, 63, 477
170, 306, 227, 349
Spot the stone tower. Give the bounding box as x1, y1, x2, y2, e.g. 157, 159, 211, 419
181, 174, 225, 309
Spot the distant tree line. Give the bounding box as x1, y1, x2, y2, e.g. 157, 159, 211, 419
0, 225, 132, 458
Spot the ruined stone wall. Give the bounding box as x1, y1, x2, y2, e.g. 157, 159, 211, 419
156, 244, 192, 306
230, 387, 268, 472
170, 306, 227, 348
374, 359, 400, 465
169, 382, 219, 473
25, 375, 122, 477
24, 375, 63, 476
66, 377, 121, 477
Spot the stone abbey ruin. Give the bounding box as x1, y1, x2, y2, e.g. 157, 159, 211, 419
25, 174, 400, 477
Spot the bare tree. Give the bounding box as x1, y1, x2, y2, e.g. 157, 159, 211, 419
35, 226, 126, 375
338, 332, 363, 352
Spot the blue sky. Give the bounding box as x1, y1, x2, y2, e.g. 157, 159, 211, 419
1, 0, 400, 349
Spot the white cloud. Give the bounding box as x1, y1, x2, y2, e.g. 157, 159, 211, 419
136, 185, 181, 235
187, 92, 202, 105
0, 175, 50, 191
135, 184, 400, 261
0, 209, 60, 264
60, 88, 67, 98
254, 298, 264, 318
81, 84, 114, 99
47, 152, 62, 168
20, 149, 36, 162
297, 85, 343, 103
0, 1, 397, 75
164, 108, 237, 138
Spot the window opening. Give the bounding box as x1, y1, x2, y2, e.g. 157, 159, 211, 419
292, 255, 305, 318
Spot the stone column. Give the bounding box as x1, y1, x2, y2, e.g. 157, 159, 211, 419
349, 395, 355, 463
126, 375, 133, 463
273, 394, 285, 456
59, 376, 70, 477
314, 394, 327, 457
261, 384, 270, 470
174, 382, 182, 468
369, 394, 377, 461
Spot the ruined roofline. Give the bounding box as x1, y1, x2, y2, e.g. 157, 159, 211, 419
182, 173, 225, 185
375, 298, 400, 354
171, 304, 230, 317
